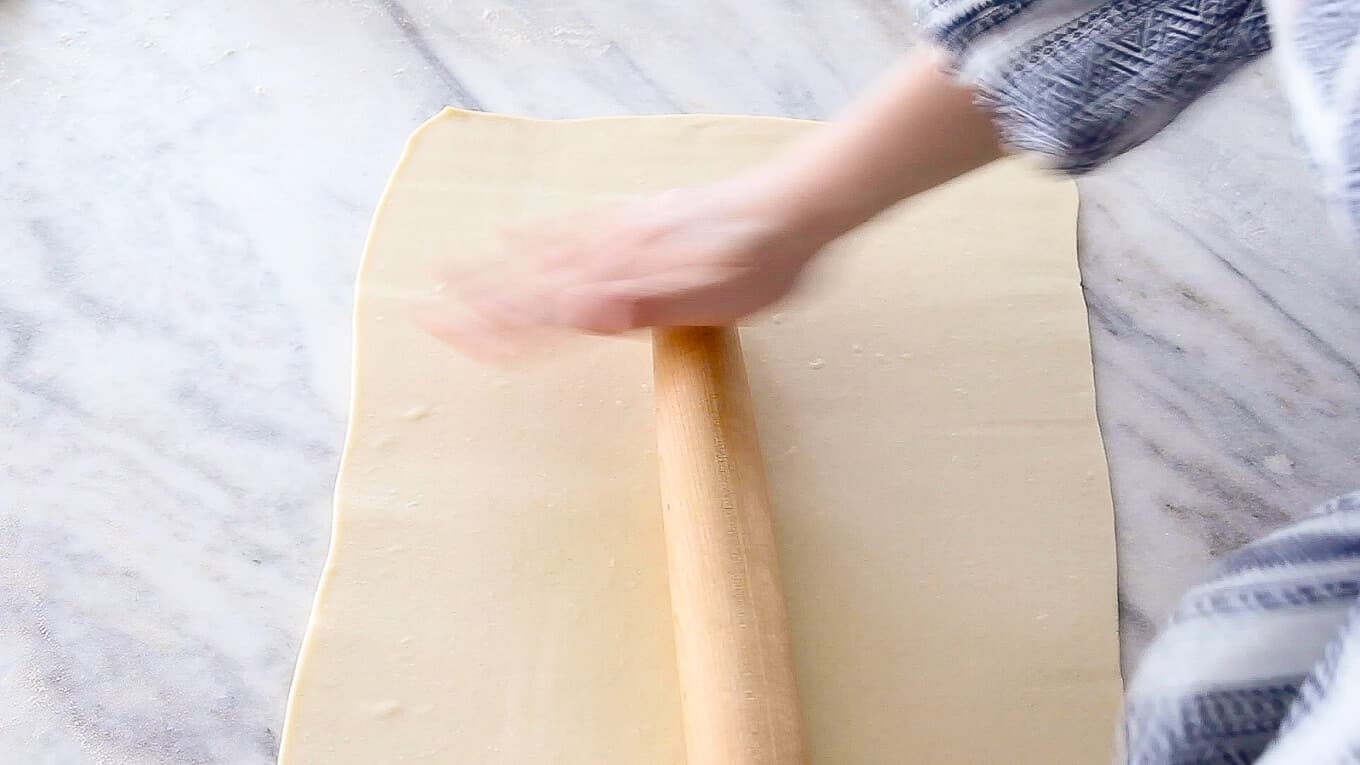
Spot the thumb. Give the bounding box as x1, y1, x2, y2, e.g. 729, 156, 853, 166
552, 282, 652, 334
554, 274, 724, 333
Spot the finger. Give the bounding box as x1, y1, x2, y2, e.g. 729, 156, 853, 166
552, 271, 717, 334
410, 298, 521, 362
502, 207, 617, 272
500, 226, 577, 272
551, 283, 641, 335
511, 206, 671, 284
439, 219, 575, 292
459, 261, 561, 332
572, 264, 790, 332
427, 252, 565, 363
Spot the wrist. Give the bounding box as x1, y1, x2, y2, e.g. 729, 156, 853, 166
733, 164, 864, 253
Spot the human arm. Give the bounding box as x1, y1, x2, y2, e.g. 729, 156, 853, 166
418, 51, 1002, 350
422, 0, 1273, 352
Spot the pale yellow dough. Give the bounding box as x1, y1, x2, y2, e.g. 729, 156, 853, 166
277, 109, 1122, 764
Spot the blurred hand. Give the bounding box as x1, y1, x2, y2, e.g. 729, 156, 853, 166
416, 173, 829, 357
417, 53, 1004, 359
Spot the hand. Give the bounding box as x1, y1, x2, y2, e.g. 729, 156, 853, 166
417, 173, 830, 357
419, 53, 1003, 359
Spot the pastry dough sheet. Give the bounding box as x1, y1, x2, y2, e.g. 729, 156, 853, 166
278, 109, 1121, 764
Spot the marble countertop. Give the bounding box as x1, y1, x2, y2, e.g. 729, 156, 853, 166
3, 1, 1357, 762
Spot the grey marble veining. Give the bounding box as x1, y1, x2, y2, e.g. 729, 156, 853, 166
1, 1, 1356, 763
1081, 66, 1360, 655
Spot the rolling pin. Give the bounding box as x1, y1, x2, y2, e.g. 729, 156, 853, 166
652, 326, 806, 764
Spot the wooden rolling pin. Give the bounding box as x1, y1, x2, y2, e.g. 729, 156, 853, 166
652, 326, 806, 764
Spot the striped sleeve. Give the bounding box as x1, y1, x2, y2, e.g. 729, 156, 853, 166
1270, 0, 1360, 241
918, 0, 1273, 172
1121, 490, 1360, 763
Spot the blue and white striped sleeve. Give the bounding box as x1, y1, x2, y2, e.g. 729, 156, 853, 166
1121, 491, 1360, 763
917, 0, 1273, 172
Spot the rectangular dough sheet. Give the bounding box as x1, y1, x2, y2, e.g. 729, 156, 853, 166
278, 109, 1122, 764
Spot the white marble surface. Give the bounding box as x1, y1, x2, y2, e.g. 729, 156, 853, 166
1, 1, 1357, 762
